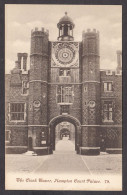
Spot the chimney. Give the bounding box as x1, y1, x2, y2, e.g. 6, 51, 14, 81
23, 53, 28, 71
17, 53, 22, 69
17, 53, 28, 71
15, 61, 20, 69
116, 50, 122, 71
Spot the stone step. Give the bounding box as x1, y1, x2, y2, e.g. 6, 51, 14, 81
24, 150, 37, 156
53, 151, 76, 154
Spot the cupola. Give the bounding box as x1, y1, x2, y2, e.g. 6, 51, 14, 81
57, 12, 75, 41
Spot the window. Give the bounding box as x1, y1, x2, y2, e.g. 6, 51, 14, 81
103, 101, 113, 122
64, 25, 68, 36
84, 101, 87, 106
57, 86, 73, 104
104, 82, 113, 92
42, 132, 45, 138
60, 105, 69, 114
59, 69, 71, 76
84, 87, 87, 92
22, 81, 29, 95
5, 130, 11, 142
9, 103, 26, 121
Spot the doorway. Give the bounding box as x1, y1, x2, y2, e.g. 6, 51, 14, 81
55, 122, 75, 152
49, 115, 81, 152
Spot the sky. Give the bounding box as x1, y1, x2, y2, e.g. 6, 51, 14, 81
5, 4, 122, 73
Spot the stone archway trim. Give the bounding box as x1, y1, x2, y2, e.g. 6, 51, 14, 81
48, 115, 81, 151
49, 115, 81, 127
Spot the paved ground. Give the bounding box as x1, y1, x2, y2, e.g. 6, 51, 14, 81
6, 139, 122, 176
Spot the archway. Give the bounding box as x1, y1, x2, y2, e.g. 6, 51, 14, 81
49, 115, 81, 152
55, 123, 75, 152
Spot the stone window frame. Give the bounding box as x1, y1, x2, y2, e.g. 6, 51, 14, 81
5, 130, 11, 143
103, 100, 113, 123
56, 85, 74, 105
103, 81, 113, 92
8, 102, 27, 122
59, 68, 71, 77
22, 81, 29, 95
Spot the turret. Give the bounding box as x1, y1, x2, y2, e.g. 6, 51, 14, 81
81, 28, 100, 155
28, 27, 49, 154
82, 29, 100, 81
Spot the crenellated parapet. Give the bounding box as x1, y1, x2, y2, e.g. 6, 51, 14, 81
82, 28, 99, 37
100, 69, 122, 76
31, 27, 49, 37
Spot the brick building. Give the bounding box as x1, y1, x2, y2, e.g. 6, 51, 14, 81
5, 13, 122, 155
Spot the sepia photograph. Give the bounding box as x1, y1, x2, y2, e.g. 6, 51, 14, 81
5, 4, 122, 191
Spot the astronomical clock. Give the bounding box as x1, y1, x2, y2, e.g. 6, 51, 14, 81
51, 42, 79, 67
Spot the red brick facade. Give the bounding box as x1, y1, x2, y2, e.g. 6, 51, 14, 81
5, 14, 122, 155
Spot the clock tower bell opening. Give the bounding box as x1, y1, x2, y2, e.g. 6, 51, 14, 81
57, 12, 75, 41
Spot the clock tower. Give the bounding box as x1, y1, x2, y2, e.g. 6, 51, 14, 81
49, 12, 81, 151
28, 12, 100, 155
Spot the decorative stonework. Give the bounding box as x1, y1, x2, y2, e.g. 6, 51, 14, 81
51, 42, 79, 67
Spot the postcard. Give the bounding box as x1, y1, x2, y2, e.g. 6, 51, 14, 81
5, 4, 122, 191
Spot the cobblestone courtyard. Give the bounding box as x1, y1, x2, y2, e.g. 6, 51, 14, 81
6, 139, 122, 176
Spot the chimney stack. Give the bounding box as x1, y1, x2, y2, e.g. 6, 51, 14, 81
116, 50, 122, 71
23, 53, 28, 71
17, 53, 28, 71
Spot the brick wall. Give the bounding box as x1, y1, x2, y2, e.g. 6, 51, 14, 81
100, 71, 122, 149
100, 71, 122, 125
6, 126, 28, 146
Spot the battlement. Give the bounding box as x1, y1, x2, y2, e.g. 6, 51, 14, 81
82, 28, 99, 39
100, 69, 122, 76
31, 27, 49, 36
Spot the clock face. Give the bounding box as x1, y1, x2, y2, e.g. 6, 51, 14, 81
56, 47, 75, 65
51, 42, 79, 67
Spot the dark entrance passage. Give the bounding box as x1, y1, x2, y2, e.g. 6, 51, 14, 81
49, 115, 81, 152
60, 128, 70, 139
55, 122, 75, 152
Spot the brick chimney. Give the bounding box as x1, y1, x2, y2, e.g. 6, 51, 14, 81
17, 53, 28, 71
23, 53, 28, 71
116, 50, 122, 71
